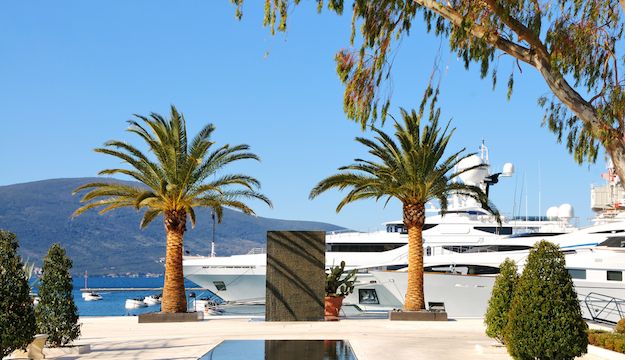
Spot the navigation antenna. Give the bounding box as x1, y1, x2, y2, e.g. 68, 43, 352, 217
210, 210, 216, 258
479, 140, 489, 164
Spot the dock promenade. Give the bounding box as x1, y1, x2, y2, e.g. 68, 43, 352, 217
40, 317, 614, 360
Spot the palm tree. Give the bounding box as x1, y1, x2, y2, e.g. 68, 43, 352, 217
310, 90, 498, 311
73, 106, 272, 313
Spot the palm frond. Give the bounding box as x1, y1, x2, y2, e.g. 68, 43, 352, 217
74, 106, 271, 230
310, 87, 490, 220
140, 209, 162, 229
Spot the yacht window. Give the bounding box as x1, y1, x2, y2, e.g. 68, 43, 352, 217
508, 232, 564, 238
428, 302, 446, 311
607, 271, 623, 282
386, 224, 409, 234
386, 265, 407, 271
213, 281, 227, 291
591, 229, 625, 234
424, 264, 499, 275
473, 226, 513, 235
358, 289, 379, 304
446, 210, 488, 216
443, 245, 531, 254
423, 224, 438, 231
326, 243, 406, 252
568, 269, 586, 280
598, 237, 625, 248
426, 246, 432, 256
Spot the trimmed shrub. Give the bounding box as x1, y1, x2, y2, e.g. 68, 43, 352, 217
504, 240, 588, 360
36, 243, 80, 346
616, 318, 625, 334
0, 230, 36, 358
484, 258, 518, 343
588, 330, 625, 354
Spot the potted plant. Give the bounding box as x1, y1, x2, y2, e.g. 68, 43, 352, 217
325, 261, 356, 321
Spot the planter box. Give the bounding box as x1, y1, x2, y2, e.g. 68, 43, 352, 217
43, 344, 91, 358
138, 311, 203, 323
389, 310, 448, 321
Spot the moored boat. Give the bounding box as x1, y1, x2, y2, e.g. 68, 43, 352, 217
83, 292, 103, 301
125, 298, 147, 309
143, 294, 162, 306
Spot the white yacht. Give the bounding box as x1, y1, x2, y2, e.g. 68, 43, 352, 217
183, 143, 579, 306
369, 230, 625, 322
338, 219, 625, 313
349, 162, 625, 319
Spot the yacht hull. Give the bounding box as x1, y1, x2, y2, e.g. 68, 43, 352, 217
372, 272, 496, 318
185, 273, 266, 303
373, 271, 625, 322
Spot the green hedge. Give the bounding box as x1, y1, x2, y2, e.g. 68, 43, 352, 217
588, 329, 625, 353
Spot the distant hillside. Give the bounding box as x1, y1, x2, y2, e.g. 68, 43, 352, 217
0, 178, 344, 275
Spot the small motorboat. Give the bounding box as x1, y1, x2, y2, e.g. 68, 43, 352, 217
125, 298, 147, 309
83, 292, 103, 301
194, 298, 224, 316
204, 303, 225, 316
143, 294, 162, 306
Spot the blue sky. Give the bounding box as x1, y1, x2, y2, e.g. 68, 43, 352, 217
0, 1, 605, 231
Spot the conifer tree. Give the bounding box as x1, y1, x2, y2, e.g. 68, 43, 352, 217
36, 243, 80, 346
505, 240, 587, 360
0, 230, 36, 358
484, 258, 518, 344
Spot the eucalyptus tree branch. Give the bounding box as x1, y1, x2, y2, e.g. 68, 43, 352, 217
413, 0, 533, 63
413, 0, 601, 134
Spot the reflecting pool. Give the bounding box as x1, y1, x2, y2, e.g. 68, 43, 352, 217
199, 340, 358, 360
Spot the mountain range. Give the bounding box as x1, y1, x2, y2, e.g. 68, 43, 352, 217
0, 178, 344, 275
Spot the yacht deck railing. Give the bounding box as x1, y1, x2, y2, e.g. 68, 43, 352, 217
583, 292, 625, 324
246, 247, 266, 255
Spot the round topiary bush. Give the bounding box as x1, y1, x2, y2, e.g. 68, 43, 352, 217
616, 318, 625, 334
484, 258, 518, 344
0, 230, 36, 358
36, 243, 80, 346
504, 240, 588, 360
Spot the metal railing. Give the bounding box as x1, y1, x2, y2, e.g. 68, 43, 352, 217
583, 292, 625, 324
246, 247, 266, 255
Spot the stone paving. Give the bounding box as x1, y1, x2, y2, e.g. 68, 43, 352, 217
40, 317, 611, 360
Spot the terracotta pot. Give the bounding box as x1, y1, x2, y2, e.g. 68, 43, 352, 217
324, 296, 344, 321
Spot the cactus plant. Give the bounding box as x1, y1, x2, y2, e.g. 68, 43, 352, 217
325, 261, 357, 297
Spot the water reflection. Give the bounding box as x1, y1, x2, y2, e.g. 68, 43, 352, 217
200, 340, 357, 360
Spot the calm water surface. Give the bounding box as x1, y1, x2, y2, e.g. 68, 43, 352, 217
35, 276, 209, 316
199, 340, 358, 360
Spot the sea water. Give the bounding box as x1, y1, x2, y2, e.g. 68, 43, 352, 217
35, 276, 211, 316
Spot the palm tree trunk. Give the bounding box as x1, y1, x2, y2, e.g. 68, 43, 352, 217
403, 202, 426, 311
161, 210, 187, 313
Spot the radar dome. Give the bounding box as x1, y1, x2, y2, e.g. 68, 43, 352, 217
457, 155, 489, 185
546, 206, 559, 219
502, 163, 514, 177
558, 203, 574, 219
